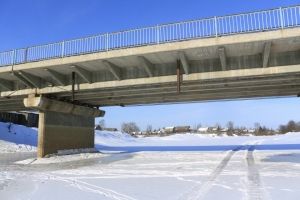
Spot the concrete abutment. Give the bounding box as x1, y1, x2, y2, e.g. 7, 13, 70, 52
24, 95, 105, 157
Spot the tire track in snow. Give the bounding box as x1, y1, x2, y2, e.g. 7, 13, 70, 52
246, 145, 263, 200
178, 146, 243, 200
47, 174, 137, 200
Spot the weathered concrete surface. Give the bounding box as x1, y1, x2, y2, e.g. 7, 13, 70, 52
23, 96, 105, 117
37, 111, 95, 157
24, 96, 104, 157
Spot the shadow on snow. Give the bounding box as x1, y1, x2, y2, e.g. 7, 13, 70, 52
96, 143, 300, 153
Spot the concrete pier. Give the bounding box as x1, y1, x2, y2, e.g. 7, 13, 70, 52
24, 96, 105, 157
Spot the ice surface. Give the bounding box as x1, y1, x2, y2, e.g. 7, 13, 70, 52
1, 122, 300, 199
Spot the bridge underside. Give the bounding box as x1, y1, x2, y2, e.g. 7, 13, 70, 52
0, 70, 300, 112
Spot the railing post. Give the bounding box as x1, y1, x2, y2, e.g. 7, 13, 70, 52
11, 50, 16, 65
156, 25, 160, 44
106, 33, 109, 51
279, 7, 284, 29
61, 40, 65, 58
214, 16, 218, 37
24, 48, 28, 63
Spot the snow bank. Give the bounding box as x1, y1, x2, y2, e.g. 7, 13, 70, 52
0, 122, 37, 152
16, 152, 106, 165
95, 130, 136, 146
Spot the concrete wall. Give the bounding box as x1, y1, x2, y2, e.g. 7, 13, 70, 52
0, 112, 38, 127
38, 111, 94, 157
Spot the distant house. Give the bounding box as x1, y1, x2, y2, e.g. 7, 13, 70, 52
220, 128, 229, 132
103, 128, 118, 132
211, 127, 219, 132
0, 112, 38, 128
131, 131, 141, 135
247, 129, 255, 133
95, 125, 118, 132
174, 126, 190, 133
95, 125, 102, 130
163, 127, 175, 134
240, 128, 248, 133
198, 127, 209, 133
162, 126, 190, 134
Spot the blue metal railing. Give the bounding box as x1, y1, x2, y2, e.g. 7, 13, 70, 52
0, 5, 299, 67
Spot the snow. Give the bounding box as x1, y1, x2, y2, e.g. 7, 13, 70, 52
96, 130, 300, 152
198, 127, 209, 132
0, 122, 37, 153
1, 122, 300, 199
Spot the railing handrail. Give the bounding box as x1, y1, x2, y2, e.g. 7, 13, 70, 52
1, 4, 300, 67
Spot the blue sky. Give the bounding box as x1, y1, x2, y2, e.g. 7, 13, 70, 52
1, 0, 300, 130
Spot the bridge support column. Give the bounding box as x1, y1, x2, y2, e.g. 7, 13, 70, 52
24, 95, 105, 158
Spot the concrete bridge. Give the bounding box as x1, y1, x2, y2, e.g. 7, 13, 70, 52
1, 5, 300, 157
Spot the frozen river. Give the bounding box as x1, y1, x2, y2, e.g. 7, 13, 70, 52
1, 124, 300, 199
1, 148, 300, 200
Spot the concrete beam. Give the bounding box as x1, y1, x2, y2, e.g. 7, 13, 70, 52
0, 106, 27, 112
71, 65, 92, 83
0, 79, 14, 91
87, 89, 299, 106
75, 72, 299, 91
3, 64, 300, 98
55, 74, 300, 100
76, 79, 300, 103
263, 42, 272, 68
218, 47, 227, 71
24, 96, 105, 117
44, 69, 68, 86
178, 52, 190, 75
72, 80, 300, 101
102, 60, 122, 80
137, 56, 154, 77
18, 71, 41, 88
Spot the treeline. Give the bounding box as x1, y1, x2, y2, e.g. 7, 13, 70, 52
278, 120, 300, 134
213, 121, 277, 136
97, 120, 300, 135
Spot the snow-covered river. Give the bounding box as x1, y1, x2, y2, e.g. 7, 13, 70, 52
1, 123, 300, 199
1, 149, 300, 200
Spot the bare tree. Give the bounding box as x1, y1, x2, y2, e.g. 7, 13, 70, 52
279, 120, 300, 133
226, 121, 234, 136
215, 123, 221, 131
226, 121, 234, 131
98, 119, 105, 129
278, 124, 287, 134
146, 125, 152, 134
287, 120, 297, 132
297, 122, 300, 131
121, 122, 140, 134
254, 122, 261, 131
